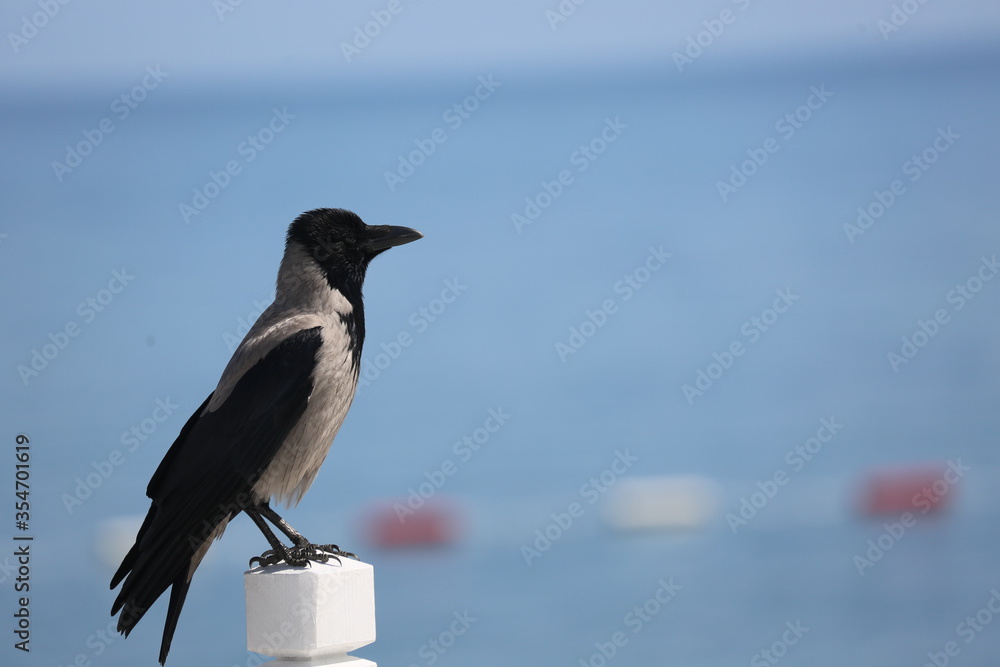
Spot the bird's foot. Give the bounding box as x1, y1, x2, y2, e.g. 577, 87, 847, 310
248, 544, 358, 568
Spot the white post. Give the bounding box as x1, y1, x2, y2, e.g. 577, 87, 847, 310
245, 557, 376, 666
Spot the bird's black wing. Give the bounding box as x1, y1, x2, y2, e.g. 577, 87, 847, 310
110, 326, 323, 665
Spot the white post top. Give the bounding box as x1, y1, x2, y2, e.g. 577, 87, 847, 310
245, 557, 376, 666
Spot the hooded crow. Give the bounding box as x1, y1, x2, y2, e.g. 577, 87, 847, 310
110, 208, 422, 664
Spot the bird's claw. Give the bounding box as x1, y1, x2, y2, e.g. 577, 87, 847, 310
249, 549, 281, 568
318, 544, 359, 560
249, 544, 358, 568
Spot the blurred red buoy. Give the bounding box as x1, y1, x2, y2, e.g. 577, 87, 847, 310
856, 461, 960, 516
360, 497, 462, 549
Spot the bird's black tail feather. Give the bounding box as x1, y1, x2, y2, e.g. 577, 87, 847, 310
159, 575, 192, 665
110, 500, 231, 664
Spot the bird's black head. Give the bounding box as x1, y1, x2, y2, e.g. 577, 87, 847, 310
285, 208, 422, 300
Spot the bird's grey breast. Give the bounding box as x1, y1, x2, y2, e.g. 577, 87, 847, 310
207, 247, 362, 506
249, 307, 360, 506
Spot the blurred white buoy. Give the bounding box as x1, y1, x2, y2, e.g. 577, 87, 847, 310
94, 515, 144, 570
602, 475, 722, 530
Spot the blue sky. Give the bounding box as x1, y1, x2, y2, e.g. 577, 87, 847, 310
3, 0, 1000, 87
4, 3, 1000, 666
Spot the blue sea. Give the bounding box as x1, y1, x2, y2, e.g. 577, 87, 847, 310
3, 47, 1000, 666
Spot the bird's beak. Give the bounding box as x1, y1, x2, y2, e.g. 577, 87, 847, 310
367, 225, 424, 252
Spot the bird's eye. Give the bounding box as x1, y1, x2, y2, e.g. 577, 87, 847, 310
312, 235, 340, 261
